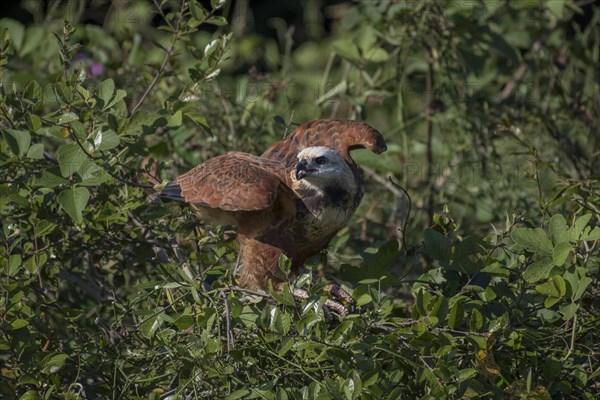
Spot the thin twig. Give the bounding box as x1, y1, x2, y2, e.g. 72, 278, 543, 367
562, 315, 577, 361
129, 0, 187, 116
220, 290, 234, 351
166, 231, 195, 281
500, 40, 542, 101
228, 285, 275, 299
69, 127, 153, 189
151, 0, 175, 31
0, 105, 16, 128
362, 166, 404, 198
388, 177, 412, 253
425, 46, 435, 222
500, 63, 528, 101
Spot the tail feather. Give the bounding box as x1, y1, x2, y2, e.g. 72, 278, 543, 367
160, 182, 184, 201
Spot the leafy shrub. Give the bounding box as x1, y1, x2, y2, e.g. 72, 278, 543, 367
1, 1, 598, 399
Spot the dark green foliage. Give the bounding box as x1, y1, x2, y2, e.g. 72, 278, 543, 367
1, 1, 598, 399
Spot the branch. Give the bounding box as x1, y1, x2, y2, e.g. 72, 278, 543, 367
129, 0, 186, 116
361, 166, 413, 253
500, 40, 542, 101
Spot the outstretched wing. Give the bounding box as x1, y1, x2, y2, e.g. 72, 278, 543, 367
162, 152, 288, 212
261, 119, 387, 166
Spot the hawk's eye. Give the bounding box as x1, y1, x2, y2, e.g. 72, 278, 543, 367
315, 156, 327, 165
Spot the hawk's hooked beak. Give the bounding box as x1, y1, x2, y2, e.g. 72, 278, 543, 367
295, 159, 316, 180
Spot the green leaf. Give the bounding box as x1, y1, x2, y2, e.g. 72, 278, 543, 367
363, 47, 389, 62
2, 128, 31, 156
190, 2, 206, 21
424, 229, 451, 266
563, 267, 593, 302
35, 220, 56, 237
278, 337, 295, 357
469, 308, 484, 331
25, 113, 42, 131
24, 81, 43, 106
140, 314, 162, 339
97, 78, 115, 107
552, 242, 571, 267
57, 187, 90, 223
355, 26, 377, 51
20, 25, 44, 56
570, 214, 592, 241
77, 160, 111, 186
206, 16, 228, 26
122, 111, 166, 136
226, 390, 251, 400
559, 303, 577, 321
582, 226, 600, 241
270, 308, 291, 335
547, 0, 565, 18
58, 112, 79, 124
174, 315, 194, 330
32, 167, 69, 187
24, 252, 47, 273
549, 214, 568, 245
332, 39, 361, 62
574, 276, 593, 302
26, 143, 44, 159
8, 254, 21, 276
448, 300, 464, 329
19, 390, 41, 400
93, 128, 120, 151
41, 353, 68, 374
360, 240, 400, 269
56, 143, 87, 177
54, 82, 73, 104
511, 227, 553, 255
457, 368, 477, 382
489, 312, 508, 332
535, 275, 566, 300
0, 18, 25, 51
104, 89, 127, 110
11, 319, 29, 329
167, 110, 183, 127
354, 292, 373, 307
523, 257, 555, 283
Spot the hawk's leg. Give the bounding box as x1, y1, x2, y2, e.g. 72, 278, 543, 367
291, 286, 353, 318
325, 284, 355, 311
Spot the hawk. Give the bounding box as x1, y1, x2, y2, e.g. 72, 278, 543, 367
161, 119, 386, 295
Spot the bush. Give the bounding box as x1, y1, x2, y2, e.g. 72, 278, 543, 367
1, 1, 598, 399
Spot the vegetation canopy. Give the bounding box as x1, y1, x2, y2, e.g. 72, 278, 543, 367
0, 0, 598, 399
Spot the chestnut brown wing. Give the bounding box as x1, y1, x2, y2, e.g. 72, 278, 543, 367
162, 152, 289, 212
261, 119, 387, 166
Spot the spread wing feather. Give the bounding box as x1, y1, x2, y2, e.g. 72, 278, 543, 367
164, 152, 288, 212
262, 119, 387, 166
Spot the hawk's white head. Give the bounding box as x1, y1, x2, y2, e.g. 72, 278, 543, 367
294, 146, 355, 191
